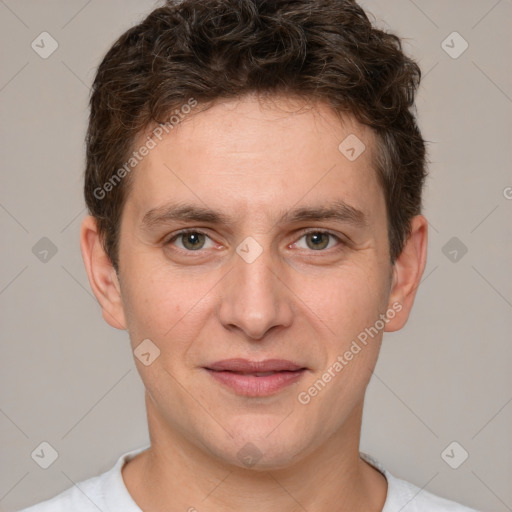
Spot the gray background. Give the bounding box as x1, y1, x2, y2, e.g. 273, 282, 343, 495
1, 1, 511, 511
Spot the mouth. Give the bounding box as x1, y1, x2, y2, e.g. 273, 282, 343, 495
203, 359, 307, 397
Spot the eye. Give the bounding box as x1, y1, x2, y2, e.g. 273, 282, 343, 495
294, 231, 342, 251
166, 230, 215, 251
165, 229, 344, 254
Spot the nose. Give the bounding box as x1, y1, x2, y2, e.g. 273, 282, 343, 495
217, 240, 293, 341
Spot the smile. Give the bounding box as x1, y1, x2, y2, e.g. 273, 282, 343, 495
204, 359, 307, 397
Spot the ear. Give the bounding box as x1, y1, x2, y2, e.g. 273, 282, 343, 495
384, 215, 428, 332
80, 215, 127, 330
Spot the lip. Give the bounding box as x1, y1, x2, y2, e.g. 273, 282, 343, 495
204, 358, 307, 397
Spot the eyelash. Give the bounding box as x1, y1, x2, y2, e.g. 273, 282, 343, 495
165, 228, 345, 254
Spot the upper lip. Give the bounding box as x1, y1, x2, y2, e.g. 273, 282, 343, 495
205, 358, 305, 372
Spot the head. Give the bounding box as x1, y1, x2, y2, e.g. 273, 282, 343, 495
81, 0, 427, 469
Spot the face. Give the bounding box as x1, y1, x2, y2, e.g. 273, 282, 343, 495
85, 94, 422, 470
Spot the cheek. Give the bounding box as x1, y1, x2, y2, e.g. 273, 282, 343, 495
315, 264, 390, 394
295, 270, 387, 424
122, 277, 166, 332
303, 263, 389, 340
120, 264, 216, 359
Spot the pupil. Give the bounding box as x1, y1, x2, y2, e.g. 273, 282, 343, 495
184, 232, 204, 250
308, 233, 328, 250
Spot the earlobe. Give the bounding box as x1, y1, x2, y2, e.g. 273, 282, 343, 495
384, 215, 428, 332
80, 215, 127, 330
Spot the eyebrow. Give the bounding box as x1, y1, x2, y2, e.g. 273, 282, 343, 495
140, 199, 368, 232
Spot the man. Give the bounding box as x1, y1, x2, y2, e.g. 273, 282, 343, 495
20, 0, 479, 510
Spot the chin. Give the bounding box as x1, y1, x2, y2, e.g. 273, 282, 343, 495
203, 423, 314, 472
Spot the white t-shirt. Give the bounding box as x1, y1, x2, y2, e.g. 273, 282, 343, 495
18, 446, 479, 511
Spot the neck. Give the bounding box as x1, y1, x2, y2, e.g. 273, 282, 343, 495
122, 393, 387, 512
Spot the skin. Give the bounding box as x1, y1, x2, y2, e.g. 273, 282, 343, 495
81, 93, 427, 512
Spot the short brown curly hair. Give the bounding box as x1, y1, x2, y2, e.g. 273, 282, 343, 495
84, 0, 427, 272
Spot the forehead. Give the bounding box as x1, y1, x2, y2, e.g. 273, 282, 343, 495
123, 94, 382, 224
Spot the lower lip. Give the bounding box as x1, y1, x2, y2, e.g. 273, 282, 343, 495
205, 369, 306, 397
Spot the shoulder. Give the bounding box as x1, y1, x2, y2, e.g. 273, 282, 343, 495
360, 452, 480, 512
384, 472, 479, 511
17, 446, 148, 512
17, 473, 105, 512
